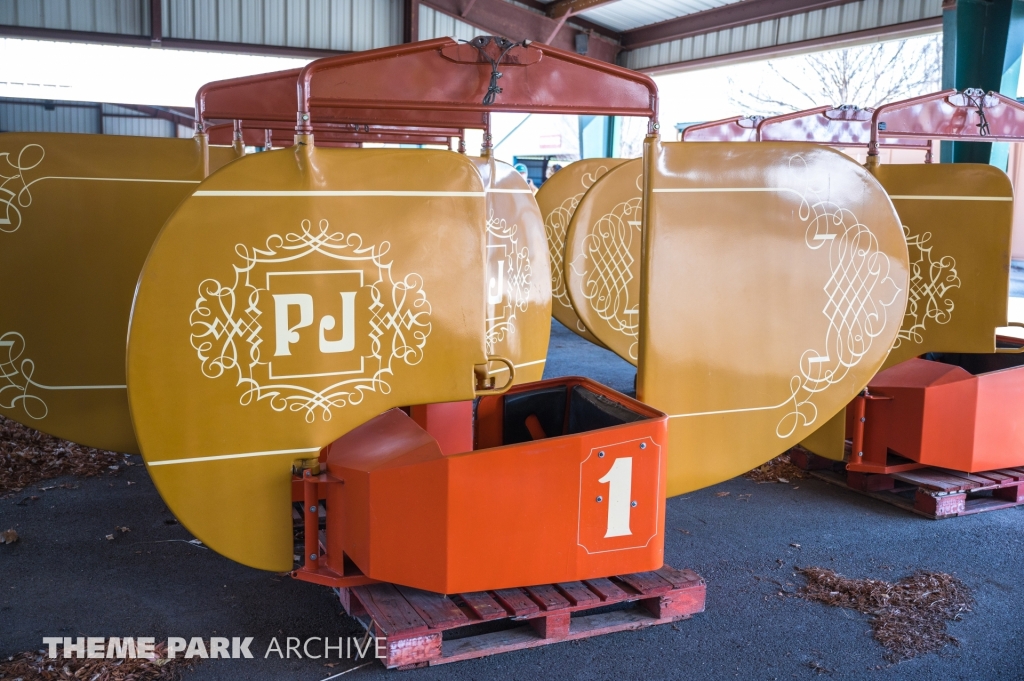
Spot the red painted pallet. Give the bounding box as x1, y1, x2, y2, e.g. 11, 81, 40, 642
790, 446, 1024, 519
336, 565, 706, 669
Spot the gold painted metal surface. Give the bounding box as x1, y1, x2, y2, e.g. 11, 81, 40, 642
798, 409, 847, 461
0, 133, 225, 453
535, 158, 628, 344
127, 146, 490, 571
471, 158, 552, 384
640, 140, 909, 496
800, 162, 1012, 461
565, 159, 643, 364
873, 163, 1013, 367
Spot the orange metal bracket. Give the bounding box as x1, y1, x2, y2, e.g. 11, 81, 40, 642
292, 470, 378, 589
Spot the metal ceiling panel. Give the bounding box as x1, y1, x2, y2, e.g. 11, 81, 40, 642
623, 0, 941, 70
581, 0, 747, 32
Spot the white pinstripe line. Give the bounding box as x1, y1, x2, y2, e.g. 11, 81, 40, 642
193, 190, 485, 197
147, 447, 321, 467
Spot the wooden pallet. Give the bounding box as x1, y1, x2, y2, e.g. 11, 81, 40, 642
790, 447, 1024, 519
336, 565, 705, 669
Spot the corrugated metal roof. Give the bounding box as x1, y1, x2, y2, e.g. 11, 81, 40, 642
0, 0, 148, 35
623, 0, 942, 70
163, 0, 402, 51
418, 6, 479, 42
581, 0, 746, 32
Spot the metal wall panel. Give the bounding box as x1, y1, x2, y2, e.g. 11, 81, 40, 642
622, 0, 941, 70
0, 0, 148, 34
0, 98, 183, 137
418, 5, 477, 42
162, 0, 402, 50
0, 99, 100, 133
102, 113, 176, 137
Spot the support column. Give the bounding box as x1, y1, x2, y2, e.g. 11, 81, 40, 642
943, 0, 1024, 164
578, 115, 618, 158
403, 0, 420, 43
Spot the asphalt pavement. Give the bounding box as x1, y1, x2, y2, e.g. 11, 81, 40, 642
2, 319, 1022, 680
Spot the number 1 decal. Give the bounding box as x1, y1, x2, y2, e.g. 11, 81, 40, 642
598, 457, 633, 538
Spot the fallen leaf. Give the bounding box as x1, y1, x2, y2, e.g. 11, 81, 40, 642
105, 534, 115, 541
116, 526, 131, 534
797, 567, 972, 662
0, 415, 131, 494
1, 529, 18, 544
778, 477, 789, 484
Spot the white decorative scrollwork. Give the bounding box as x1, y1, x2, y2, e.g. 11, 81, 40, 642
894, 227, 960, 347
485, 209, 531, 354
189, 219, 432, 423
0, 144, 44, 234
569, 173, 643, 360
544, 166, 609, 335
0, 331, 47, 419
775, 161, 901, 438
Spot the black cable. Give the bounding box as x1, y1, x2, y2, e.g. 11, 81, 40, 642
466, 36, 528, 106
966, 90, 991, 137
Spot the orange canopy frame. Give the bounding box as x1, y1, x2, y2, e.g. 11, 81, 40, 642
682, 105, 930, 157
197, 36, 658, 152
868, 88, 1024, 158
204, 121, 460, 149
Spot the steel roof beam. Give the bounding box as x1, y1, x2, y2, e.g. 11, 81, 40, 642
421, 0, 620, 62
0, 24, 349, 59
513, 0, 622, 41
621, 0, 857, 50
546, 0, 621, 19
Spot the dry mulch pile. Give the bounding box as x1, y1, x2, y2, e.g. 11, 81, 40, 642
798, 567, 973, 662
744, 452, 807, 483
0, 415, 131, 495
0, 643, 196, 681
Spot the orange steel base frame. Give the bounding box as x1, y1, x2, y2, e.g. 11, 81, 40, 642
843, 338, 1024, 476
335, 565, 706, 669
791, 447, 1024, 519
289, 376, 669, 594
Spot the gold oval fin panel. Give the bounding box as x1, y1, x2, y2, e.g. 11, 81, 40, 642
0, 133, 232, 453
472, 158, 552, 384
535, 158, 628, 346
565, 159, 643, 364
872, 162, 1013, 368
127, 146, 490, 571
640, 140, 909, 496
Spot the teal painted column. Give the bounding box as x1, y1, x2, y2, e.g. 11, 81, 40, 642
578, 116, 618, 158
944, 0, 1024, 165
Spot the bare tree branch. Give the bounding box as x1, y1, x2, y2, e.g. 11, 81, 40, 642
728, 35, 942, 117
